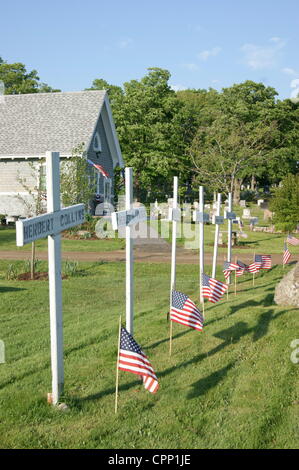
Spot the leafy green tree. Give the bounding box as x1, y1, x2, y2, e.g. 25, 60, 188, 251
0, 57, 60, 94
270, 174, 299, 232
85, 78, 123, 106
110, 67, 187, 200
60, 143, 95, 210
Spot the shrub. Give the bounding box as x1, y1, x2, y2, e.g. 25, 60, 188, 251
270, 174, 299, 232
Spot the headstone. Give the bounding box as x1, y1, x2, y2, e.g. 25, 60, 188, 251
242, 208, 251, 219
263, 209, 273, 221
257, 199, 264, 206
240, 200, 246, 207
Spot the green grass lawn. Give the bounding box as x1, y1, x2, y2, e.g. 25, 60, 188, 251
0, 226, 125, 252
0, 259, 298, 449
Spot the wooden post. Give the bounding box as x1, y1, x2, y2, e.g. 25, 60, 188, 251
46, 151, 64, 405
169, 176, 178, 356
125, 167, 134, 335
115, 316, 122, 414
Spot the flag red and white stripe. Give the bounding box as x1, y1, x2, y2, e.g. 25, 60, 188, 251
118, 327, 159, 393
287, 235, 299, 246
202, 273, 228, 303
283, 243, 291, 265
170, 290, 204, 331
87, 158, 109, 178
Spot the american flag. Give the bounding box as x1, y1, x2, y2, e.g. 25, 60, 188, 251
170, 290, 204, 331
287, 235, 299, 246
254, 254, 272, 270
236, 260, 250, 277
202, 273, 228, 303
223, 261, 240, 279
118, 327, 159, 394
248, 261, 260, 274
283, 243, 291, 265
87, 158, 109, 178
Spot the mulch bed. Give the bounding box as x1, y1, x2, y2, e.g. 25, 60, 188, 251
17, 272, 68, 281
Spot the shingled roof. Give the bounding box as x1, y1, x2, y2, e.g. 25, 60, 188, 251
0, 90, 121, 159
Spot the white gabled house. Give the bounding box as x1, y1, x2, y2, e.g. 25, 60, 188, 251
0, 90, 124, 218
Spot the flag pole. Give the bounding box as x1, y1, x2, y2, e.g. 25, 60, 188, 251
283, 239, 285, 269
202, 299, 205, 320
212, 193, 221, 279
115, 315, 122, 414
199, 186, 204, 304
253, 251, 255, 286
169, 176, 178, 357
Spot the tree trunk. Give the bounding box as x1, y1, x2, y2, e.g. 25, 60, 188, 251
233, 179, 242, 206
251, 175, 256, 191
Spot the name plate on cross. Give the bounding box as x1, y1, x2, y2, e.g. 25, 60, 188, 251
192, 211, 210, 223
212, 215, 224, 225
111, 207, 147, 230
16, 204, 85, 246
224, 210, 236, 220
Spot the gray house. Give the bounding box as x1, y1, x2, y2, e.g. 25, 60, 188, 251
0, 90, 124, 218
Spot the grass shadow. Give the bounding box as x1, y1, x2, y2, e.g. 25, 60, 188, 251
187, 362, 235, 399
0, 286, 27, 293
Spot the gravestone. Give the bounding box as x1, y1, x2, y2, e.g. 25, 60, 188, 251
274, 263, 299, 307
242, 208, 251, 219
257, 199, 264, 206
240, 200, 246, 207
263, 209, 273, 221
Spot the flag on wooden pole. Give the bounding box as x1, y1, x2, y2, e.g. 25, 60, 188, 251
254, 254, 272, 270
118, 327, 159, 394
283, 242, 291, 265
202, 273, 228, 303
223, 260, 240, 279
236, 260, 250, 277
170, 290, 204, 331
287, 234, 299, 246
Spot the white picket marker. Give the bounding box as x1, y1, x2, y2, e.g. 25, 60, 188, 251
16, 151, 85, 405
212, 193, 223, 279
168, 177, 179, 356
224, 192, 235, 285
193, 187, 209, 304
111, 167, 147, 336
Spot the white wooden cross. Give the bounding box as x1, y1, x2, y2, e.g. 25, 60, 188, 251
111, 167, 147, 335
212, 193, 224, 279
224, 193, 236, 284
16, 151, 85, 405
168, 176, 179, 301
193, 187, 210, 303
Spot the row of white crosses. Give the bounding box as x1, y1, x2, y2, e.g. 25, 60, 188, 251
16, 152, 85, 406
168, 178, 236, 314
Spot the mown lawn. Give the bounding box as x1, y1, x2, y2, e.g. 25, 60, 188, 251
0, 260, 298, 449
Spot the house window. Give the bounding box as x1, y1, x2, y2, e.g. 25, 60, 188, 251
104, 178, 112, 202
93, 131, 102, 153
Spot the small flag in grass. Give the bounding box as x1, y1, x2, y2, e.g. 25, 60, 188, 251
254, 254, 272, 270
202, 273, 228, 303
287, 235, 299, 246
223, 261, 240, 279
118, 327, 159, 394
170, 290, 204, 331
236, 260, 250, 277
283, 243, 291, 265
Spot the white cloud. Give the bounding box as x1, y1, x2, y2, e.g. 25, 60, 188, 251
117, 38, 133, 49
170, 84, 187, 92
270, 36, 282, 43
181, 63, 199, 71
198, 47, 221, 61
291, 78, 299, 88
282, 67, 297, 75
241, 38, 285, 69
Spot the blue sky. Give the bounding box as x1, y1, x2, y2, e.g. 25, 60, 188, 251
1, 0, 299, 99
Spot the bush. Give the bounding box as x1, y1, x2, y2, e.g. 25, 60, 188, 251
6, 264, 18, 280
270, 174, 299, 232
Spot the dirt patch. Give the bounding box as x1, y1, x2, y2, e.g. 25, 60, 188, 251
17, 272, 68, 281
